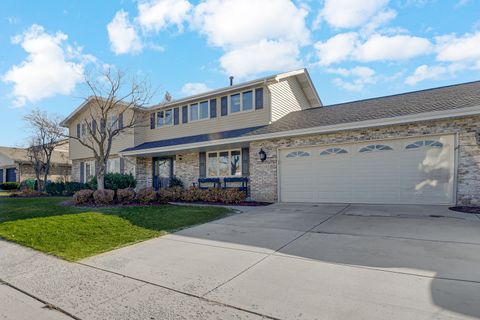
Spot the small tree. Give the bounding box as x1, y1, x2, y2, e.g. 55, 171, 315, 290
67, 67, 152, 190
24, 109, 65, 191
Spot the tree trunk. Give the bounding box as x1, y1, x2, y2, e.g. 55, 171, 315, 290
97, 173, 105, 191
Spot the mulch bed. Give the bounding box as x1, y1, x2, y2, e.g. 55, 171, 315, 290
60, 200, 272, 208
449, 206, 480, 214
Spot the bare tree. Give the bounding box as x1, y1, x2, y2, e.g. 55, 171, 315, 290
67, 67, 152, 190
24, 109, 65, 191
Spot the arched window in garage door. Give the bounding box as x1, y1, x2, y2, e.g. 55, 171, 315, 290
319, 147, 348, 156
359, 144, 393, 153
405, 140, 443, 149
285, 151, 311, 158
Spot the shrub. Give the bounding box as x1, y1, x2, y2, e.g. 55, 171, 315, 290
20, 179, 36, 191
136, 187, 157, 203
181, 187, 205, 202
93, 189, 115, 205
117, 188, 136, 204
221, 188, 247, 204
64, 182, 88, 196
9, 189, 46, 198
0, 182, 20, 190
89, 173, 136, 191
169, 176, 184, 188
158, 187, 184, 202
73, 189, 94, 205
46, 182, 66, 196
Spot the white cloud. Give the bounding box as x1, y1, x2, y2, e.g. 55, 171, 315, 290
181, 82, 211, 96
317, 0, 389, 29
2, 25, 87, 107
220, 40, 301, 78
107, 10, 143, 55
137, 0, 192, 32
315, 33, 431, 66
405, 64, 465, 85
192, 0, 309, 78
192, 0, 310, 48
315, 32, 358, 66
329, 66, 377, 92
435, 32, 480, 63
355, 34, 432, 61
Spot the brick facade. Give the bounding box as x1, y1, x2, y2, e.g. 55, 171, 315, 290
249, 116, 480, 205
174, 153, 199, 188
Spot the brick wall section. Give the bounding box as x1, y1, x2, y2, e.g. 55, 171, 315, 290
72, 160, 82, 182
249, 116, 480, 205
135, 157, 152, 190
174, 153, 199, 188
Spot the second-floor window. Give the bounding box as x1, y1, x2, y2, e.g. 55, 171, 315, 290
189, 101, 209, 122
157, 109, 173, 127
229, 89, 257, 114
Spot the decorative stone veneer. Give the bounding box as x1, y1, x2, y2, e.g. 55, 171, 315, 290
174, 153, 199, 188
134, 157, 152, 190
249, 115, 480, 205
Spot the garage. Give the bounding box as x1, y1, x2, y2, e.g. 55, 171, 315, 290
279, 135, 456, 205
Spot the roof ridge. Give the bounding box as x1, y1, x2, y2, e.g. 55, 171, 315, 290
317, 79, 480, 110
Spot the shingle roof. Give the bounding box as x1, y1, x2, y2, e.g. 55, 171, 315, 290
245, 80, 480, 136
122, 80, 480, 153
122, 126, 265, 153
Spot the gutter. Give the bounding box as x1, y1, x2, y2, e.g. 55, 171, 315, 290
121, 105, 480, 156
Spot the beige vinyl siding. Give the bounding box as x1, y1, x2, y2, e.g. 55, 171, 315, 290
139, 85, 271, 143
68, 106, 136, 160
269, 76, 311, 122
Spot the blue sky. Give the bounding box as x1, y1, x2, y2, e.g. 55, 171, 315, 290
0, 0, 479, 146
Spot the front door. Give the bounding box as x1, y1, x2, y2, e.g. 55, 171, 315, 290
153, 158, 173, 189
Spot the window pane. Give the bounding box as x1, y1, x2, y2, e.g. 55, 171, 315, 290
230, 151, 241, 176
242, 91, 253, 111
164, 109, 173, 125
199, 101, 209, 119
207, 153, 217, 177
157, 111, 164, 126
219, 151, 229, 176
230, 94, 240, 113
190, 104, 199, 121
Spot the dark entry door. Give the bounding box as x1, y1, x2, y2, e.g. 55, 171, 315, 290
153, 158, 173, 189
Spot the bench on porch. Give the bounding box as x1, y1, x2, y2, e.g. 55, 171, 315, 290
197, 177, 249, 196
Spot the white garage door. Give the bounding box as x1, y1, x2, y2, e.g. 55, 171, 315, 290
279, 135, 455, 205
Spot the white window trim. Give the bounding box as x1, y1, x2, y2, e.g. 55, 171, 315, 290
107, 158, 121, 174
189, 100, 210, 123
156, 109, 174, 128
207, 149, 242, 177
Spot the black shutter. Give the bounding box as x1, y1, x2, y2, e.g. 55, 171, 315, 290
80, 162, 85, 182
118, 113, 123, 129
199, 152, 206, 178
92, 120, 97, 134
150, 113, 155, 129
210, 99, 217, 118
221, 96, 228, 116
77, 124, 81, 138
255, 88, 264, 109
174, 107, 180, 125
120, 158, 125, 174
241, 148, 249, 176
100, 119, 106, 134
182, 106, 188, 124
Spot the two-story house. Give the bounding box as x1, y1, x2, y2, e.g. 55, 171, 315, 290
62, 68, 480, 206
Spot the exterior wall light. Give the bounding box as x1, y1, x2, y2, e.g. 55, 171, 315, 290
259, 148, 267, 162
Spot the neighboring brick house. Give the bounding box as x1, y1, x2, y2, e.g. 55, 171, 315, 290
0, 140, 72, 183
62, 68, 480, 205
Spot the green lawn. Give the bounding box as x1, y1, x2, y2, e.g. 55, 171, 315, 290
0, 197, 230, 261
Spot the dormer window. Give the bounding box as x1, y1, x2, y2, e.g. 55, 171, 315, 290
242, 91, 253, 111
230, 90, 255, 113
230, 94, 241, 113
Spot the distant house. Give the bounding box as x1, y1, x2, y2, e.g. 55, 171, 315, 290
61, 68, 480, 205
0, 140, 71, 183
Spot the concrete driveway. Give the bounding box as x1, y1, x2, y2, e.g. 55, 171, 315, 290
2, 203, 480, 319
